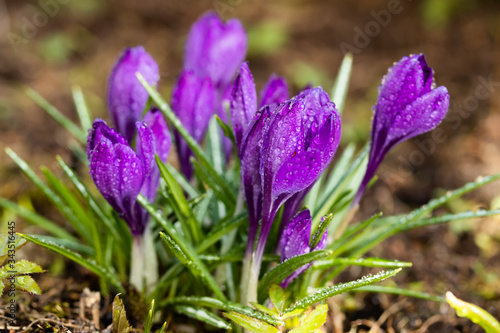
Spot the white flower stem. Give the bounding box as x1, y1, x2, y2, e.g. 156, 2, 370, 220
130, 224, 159, 295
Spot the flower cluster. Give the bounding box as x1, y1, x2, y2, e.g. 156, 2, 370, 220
86, 10, 450, 301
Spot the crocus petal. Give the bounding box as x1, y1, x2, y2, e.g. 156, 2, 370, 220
171, 71, 216, 178
259, 74, 288, 109
240, 106, 274, 254
114, 143, 145, 235
230, 62, 257, 150
184, 11, 247, 90
107, 46, 159, 143
89, 138, 122, 213
354, 54, 450, 205
87, 119, 127, 159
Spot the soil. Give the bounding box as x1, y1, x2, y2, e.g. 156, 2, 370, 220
1, 0, 500, 332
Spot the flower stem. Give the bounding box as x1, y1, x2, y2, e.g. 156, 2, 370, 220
130, 224, 158, 294
130, 235, 144, 292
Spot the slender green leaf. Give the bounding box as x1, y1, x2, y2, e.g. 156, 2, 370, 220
137, 73, 235, 208
174, 305, 230, 329
158, 322, 167, 333
197, 213, 247, 253
207, 116, 225, 174
18, 233, 124, 293
156, 156, 202, 244
314, 257, 412, 269
310, 214, 332, 249
0, 280, 4, 297
166, 163, 199, 198
163, 296, 282, 326
355, 285, 445, 302
56, 156, 125, 243
113, 295, 132, 333
144, 299, 155, 333
14, 275, 41, 295
446, 291, 500, 333
27, 234, 95, 256
0, 198, 77, 242
25, 87, 86, 143
269, 284, 285, 314
258, 250, 332, 302
289, 304, 328, 333
330, 53, 353, 114
215, 115, 236, 145
6, 149, 92, 243
281, 308, 305, 320
192, 159, 235, 210
223, 312, 280, 333
72, 86, 92, 131
286, 269, 401, 312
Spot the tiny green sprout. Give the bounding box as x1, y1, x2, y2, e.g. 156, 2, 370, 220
446, 291, 500, 333
0, 234, 44, 296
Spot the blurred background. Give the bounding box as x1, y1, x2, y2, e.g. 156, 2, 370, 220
1, 0, 500, 330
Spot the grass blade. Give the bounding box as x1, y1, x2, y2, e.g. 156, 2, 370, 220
285, 269, 401, 312
174, 305, 231, 330
331, 53, 353, 114
313, 257, 412, 269
72, 85, 92, 132
18, 233, 124, 293
24, 87, 86, 143
355, 285, 445, 302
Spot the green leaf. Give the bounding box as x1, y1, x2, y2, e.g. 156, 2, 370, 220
174, 305, 230, 329
56, 156, 126, 244
0, 260, 44, 277
18, 233, 124, 293
156, 156, 202, 244
0, 197, 78, 243
163, 296, 282, 326
24, 86, 87, 143
112, 295, 132, 333
223, 312, 280, 333
354, 285, 445, 303
5, 149, 92, 243
258, 250, 332, 302
446, 291, 500, 333
0, 280, 4, 297
143, 299, 155, 333
286, 269, 401, 312
251, 302, 278, 317
158, 322, 167, 333
191, 159, 235, 210
269, 284, 285, 314
31, 234, 95, 256
215, 115, 236, 145
206, 116, 225, 174
314, 257, 412, 270
310, 214, 332, 249
14, 275, 41, 295
289, 303, 328, 333
136, 73, 235, 208
0, 234, 27, 265
42, 167, 95, 245
197, 213, 247, 253
281, 308, 305, 320
330, 53, 353, 114
71, 85, 92, 132
165, 163, 199, 199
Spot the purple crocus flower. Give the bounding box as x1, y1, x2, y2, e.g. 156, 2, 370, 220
230, 62, 289, 152
241, 87, 341, 275
107, 46, 160, 144
184, 11, 247, 91
353, 54, 450, 205
87, 115, 170, 236
280, 209, 327, 288
171, 70, 216, 179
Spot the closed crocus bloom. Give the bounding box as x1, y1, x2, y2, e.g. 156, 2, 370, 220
108, 46, 160, 144
280, 209, 327, 288
87, 118, 169, 236
230, 62, 257, 151
353, 54, 450, 205
171, 70, 216, 179
259, 74, 288, 109
241, 87, 341, 304
184, 11, 247, 90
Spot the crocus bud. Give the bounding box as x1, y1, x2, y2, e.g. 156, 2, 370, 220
108, 46, 160, 144
230, 62, 257, 151
353, 54, 450, 205
242, 87, 341, 271
184, 11, 247, 90
171, 70, 216, 179
259, 74, 288, 109
141, 108, 171, 202
280, 209, 327, 288
87, 118, 169, 236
